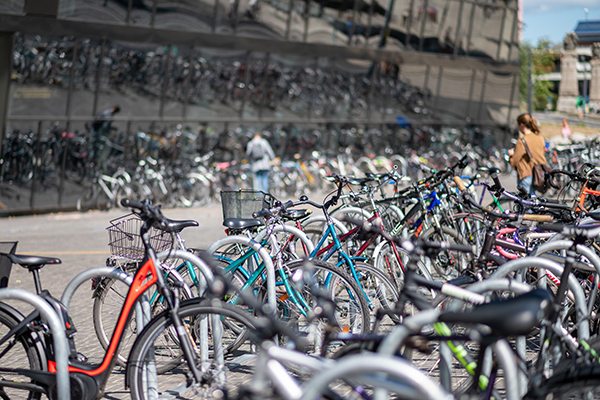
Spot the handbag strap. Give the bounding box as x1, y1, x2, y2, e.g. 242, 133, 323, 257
520, 138, 536, 165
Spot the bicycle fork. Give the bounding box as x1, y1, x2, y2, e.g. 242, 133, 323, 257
164, 285, 226, 389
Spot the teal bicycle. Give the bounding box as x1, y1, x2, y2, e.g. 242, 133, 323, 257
206, 199, 370, 351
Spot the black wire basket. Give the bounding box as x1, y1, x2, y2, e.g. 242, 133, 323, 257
107, 213, 173, 261
220, 190, 275, 220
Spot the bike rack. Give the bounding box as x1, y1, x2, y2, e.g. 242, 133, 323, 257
490, 257, 590, 339
0, 288, 71, 399
156, 249, 215, 295
253, 225, 315, 256
61, 267, 133, 311
157, 249, 225, 385
206, 235, 276, 311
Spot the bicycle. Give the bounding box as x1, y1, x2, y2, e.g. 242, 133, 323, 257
76, 167, 133, 212
207, 192, 371, 349
92, 210, 216, 369
0, 199, 256, 400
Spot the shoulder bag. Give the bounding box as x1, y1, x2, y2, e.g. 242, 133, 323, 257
521, 138, 551, 193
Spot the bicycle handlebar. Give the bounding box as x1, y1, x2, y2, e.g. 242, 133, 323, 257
453, 176, 554, 223
340, 214, 475, 255
120, 198, 169, 231
120, 198, 145, 210
537, 223, 600, 239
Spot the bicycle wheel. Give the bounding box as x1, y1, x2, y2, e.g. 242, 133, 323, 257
351, 261, 400, 332
420, 226, 471, 280
373, 240, 433, 286
128, 299, 257, 400
0, 303, 44, 399
525, 364, 600, 399
447, 212, 487, 253
283, 259, 370, 336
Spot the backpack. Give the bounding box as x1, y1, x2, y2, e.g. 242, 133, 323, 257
250, 141, 266, 161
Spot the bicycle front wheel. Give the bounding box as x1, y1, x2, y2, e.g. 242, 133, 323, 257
128, 299, 257, 400
283, 259, 370, 336
92, 266, 194, 371
351, 261, 400, 333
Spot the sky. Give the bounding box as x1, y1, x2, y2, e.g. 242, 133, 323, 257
522, 0, 600, 45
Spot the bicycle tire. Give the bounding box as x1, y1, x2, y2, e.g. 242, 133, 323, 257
447, 212, 487, 253
419, 226, 471, 280
525, 364, 600, 399
127, 299, 257, 400
354, 261, 401, 334
0, 302, 44, 399
372, 240, 433, 287
283, 259, 370, 336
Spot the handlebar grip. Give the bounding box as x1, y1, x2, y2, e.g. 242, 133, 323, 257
454, 176, 467, 192
252, 209, 271, 219
522, 214, 554, 223
121, 198, 145, 210
537, 223, 566, 232
490, 172, 503, 191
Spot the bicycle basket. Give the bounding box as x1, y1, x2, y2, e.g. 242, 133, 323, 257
107, 214, 173, 261
220, 190, 275, 220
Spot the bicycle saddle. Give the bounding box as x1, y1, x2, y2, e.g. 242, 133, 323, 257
223, 218, 263, 230
438, 289, 553, 337
282, 208, 311, 221
161, 218, 199, 233
4, 253, 61, 270
348, 177, 376, 186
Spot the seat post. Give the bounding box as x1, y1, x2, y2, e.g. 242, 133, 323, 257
29, 267, 43, 294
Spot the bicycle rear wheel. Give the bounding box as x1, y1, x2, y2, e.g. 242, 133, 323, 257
0, 303, 44, 399
128, 299, 257, 400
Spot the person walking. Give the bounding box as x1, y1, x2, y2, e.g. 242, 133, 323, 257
92, 105, 121, 137
246, 131, 275, 193
576, 95, 585, 119
561, 118, 571, 139
90, 105, 121, 166
507, 113, 546, 197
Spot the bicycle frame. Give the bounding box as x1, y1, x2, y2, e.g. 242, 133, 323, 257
214, 235, 314, 317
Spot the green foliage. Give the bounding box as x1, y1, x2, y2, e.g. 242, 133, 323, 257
519, 40, 560, 111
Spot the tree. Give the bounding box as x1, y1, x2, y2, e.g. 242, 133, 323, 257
519, 39, 560, 111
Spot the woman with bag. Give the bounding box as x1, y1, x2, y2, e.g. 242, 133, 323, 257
507, 113, 547, 196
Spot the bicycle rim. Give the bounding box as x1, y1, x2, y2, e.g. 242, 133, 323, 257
128, 299, 257, 400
